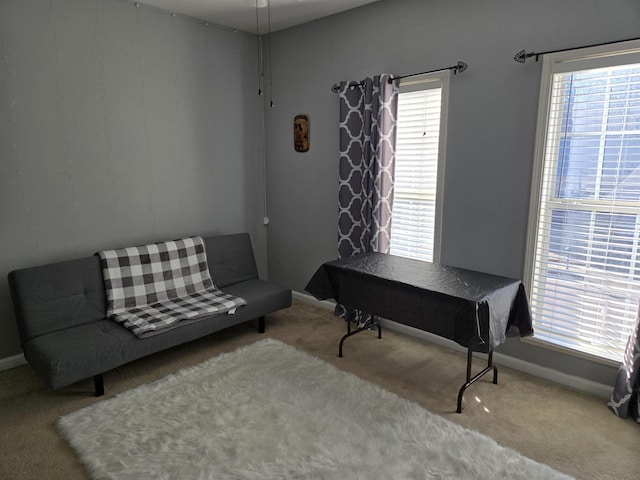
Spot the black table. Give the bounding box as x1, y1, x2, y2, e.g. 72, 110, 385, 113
305, 252, 534, 413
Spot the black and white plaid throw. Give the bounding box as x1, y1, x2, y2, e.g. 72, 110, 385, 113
98, 236, 246, 338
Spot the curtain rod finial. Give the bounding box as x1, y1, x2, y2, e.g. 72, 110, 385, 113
514, 50, 529, 63
455, 61, 468, 74
331, 84, 340, 93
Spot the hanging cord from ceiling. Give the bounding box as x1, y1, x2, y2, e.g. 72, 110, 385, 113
256, 0, 263, 95
513, 35, 640, 63
267, 0, 274, 107
255, 0, 274, 107
255, 1, 269, 224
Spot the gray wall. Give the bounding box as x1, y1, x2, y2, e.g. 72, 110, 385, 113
264, 0, 640, 385
0, 0, 266, 358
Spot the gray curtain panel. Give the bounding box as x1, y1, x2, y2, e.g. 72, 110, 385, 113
336, 74, 398, 325
608, 304, 640, 423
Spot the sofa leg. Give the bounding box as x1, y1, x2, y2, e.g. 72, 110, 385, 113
94, 374, 104, 397
258, 316, 265, 334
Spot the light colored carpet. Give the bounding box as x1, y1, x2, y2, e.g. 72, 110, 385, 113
1, 299, 639, 479
58, 338, 570, 479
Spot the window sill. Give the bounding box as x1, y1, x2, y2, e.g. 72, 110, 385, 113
521, 336, 620, 368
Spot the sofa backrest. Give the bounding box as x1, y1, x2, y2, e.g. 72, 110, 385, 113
204, 233, 258, 288
8, 233, 259, 345
8, 255, 107, 345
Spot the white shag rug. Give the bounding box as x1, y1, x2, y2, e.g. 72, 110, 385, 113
58, 338, 572, 479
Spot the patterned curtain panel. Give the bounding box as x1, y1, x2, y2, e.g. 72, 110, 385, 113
608, 304, 640, 423
336, 74, 399, 325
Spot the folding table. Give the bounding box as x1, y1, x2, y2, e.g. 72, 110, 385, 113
305, 252, 534, 413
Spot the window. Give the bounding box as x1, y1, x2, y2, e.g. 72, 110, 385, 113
390, 73, 449, 262
525, 41, 640, 363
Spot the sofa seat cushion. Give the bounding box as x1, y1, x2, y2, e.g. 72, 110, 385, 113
23, 280, 291, 390
221, 279, 292, 322
23, 311, 252, 390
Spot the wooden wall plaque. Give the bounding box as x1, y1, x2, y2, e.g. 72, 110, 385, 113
294, 114, 309, 152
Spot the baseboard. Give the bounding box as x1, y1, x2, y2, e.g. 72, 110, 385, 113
292, 290, 612, 399
0, 352, 27, 372
292, 290, 335, 310
376, 319, 613, 399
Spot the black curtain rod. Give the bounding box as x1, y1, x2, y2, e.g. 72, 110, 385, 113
388, 61, 468, 83
514, 35, 640, 63
331, 61, 468, 93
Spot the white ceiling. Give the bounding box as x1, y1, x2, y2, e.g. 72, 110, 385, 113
136, 0, 382, 34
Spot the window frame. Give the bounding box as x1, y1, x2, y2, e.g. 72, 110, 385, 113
524, 39, 640, 365
390, 71, 450, 263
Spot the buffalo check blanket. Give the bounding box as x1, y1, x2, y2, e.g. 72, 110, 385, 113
98, 236, 247, 338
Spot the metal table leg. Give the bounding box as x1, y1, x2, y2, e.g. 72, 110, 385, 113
337, 320, 498, 414
338, 318, 382, 357
456, 348, 498, 413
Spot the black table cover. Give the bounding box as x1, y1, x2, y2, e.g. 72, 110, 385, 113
305, 252, 533, 353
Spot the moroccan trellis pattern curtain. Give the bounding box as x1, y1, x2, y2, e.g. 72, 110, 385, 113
336, 74, 399, 325
608, 303, 640, 423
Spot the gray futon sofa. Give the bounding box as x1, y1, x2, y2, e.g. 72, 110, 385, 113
8, 233, 291, 396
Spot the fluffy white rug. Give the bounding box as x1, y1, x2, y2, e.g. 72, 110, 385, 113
58, 338, 572, 479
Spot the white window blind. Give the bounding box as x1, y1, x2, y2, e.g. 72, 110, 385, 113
527, 45, 640, 362
390, 78, 446, 262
